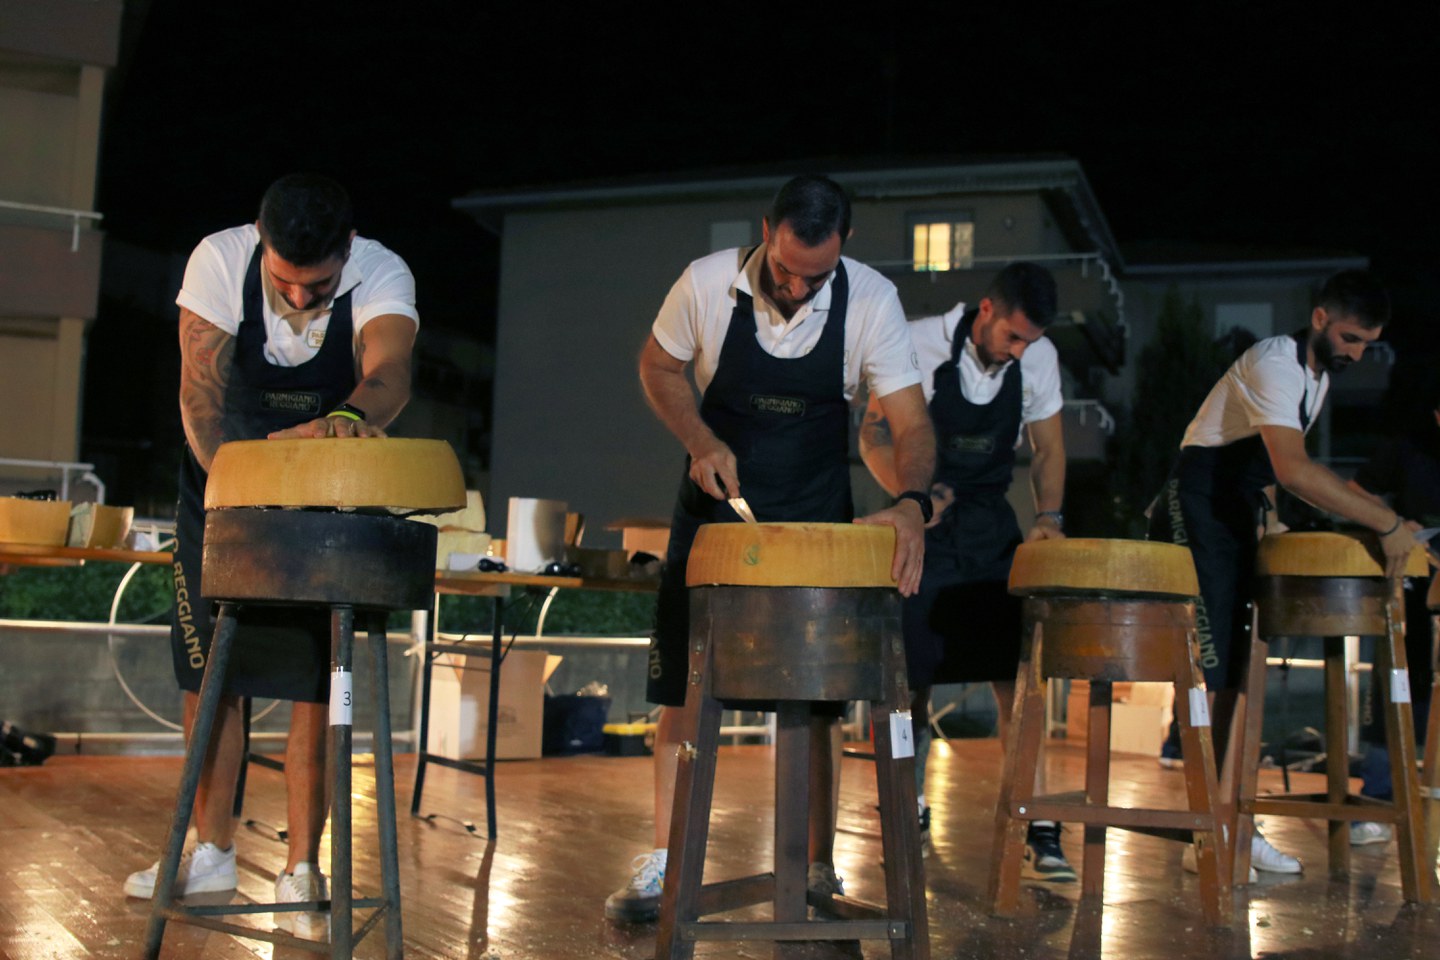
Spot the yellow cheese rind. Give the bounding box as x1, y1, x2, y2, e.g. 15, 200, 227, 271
686, 522, 896, 588
0, 498, 72, 546
205, 438, 466, 511
1009, 538, 1200, 598
67, 503, 135, 548
1256, 531, 1429, 578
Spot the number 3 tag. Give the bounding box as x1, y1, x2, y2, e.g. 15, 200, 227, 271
330, 669, 354, 726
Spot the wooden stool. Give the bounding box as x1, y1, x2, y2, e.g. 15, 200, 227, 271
990, 539, 1232, 926
1235, 532, 1434, 902
656, 522, 928, 959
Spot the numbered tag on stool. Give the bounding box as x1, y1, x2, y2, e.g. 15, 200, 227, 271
330, 669, 354, 726
889, 710, 915, 758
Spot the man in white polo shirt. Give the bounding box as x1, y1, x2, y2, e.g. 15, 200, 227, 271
607, 174, 936, 923
123, 173, 418, 941
1148, 269, 1418, 877
860, 262, 1072, 879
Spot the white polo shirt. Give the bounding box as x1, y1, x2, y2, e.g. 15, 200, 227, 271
651, 245, 921, 401
1181, 334, 1327, 448
908, 302, 1064, 425
176, 223, 419, 367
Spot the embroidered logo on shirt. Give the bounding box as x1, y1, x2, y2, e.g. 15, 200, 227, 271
260, 390, 322, 415
307, 329, 326, 348
945, 434, 995, 454
750, 394, 806, 416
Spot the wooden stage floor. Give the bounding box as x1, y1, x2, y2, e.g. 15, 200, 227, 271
2, 739, 1437, 959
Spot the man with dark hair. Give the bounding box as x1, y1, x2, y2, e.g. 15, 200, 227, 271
123, 173, 418, 941
860, 261, 1073, 879
607, 174, 936, 922
1148, 268, 1417, 877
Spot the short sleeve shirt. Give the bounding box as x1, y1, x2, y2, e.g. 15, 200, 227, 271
176, 224, 419, 367
907, 301, 1064, 425
651, 245, 921, 401
1180, 334, 1327, 449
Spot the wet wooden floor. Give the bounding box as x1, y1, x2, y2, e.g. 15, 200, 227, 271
1, 739, 1436, 959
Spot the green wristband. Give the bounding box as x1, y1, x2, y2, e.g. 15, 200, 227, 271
328, 402, 367, 422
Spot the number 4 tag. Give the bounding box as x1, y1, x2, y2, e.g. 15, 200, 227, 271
890, 710, 915, 759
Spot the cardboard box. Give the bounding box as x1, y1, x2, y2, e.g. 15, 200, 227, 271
1065, 680, 1169, 757
0, 497, 72, 546
426, 649, 562, 760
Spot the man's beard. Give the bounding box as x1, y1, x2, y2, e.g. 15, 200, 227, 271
1313, 334, 1353, 374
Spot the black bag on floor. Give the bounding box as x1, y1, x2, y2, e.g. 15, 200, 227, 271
1, 720, 56, 766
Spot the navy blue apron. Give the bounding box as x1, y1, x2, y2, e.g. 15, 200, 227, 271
904, 307, 1027, 687
170, 244, 357, 702
647, 248, 853, 706
1147, 330, 1314, 690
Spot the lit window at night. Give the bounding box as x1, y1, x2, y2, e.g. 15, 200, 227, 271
912, 221, 974, 271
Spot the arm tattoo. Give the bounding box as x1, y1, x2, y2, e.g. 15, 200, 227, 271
179, 311, 234, 468
860, 409, 894, 448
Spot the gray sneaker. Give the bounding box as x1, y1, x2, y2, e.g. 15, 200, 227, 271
605, 851, 666, 923
123, 841, 237, 899
275, 863, 330, 942
1350, 821, 1393, 846
806, 861, 845, 899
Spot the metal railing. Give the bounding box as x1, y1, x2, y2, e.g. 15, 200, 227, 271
0, 198, 103, 252
0, 457, 104, 502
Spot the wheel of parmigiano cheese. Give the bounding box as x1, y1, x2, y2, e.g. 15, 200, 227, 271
1256, 531, 1429, 578
686, 522, 896, 588
1008, 538, 1200, 598
204, 438, 466, 512
0, 498, 72, 546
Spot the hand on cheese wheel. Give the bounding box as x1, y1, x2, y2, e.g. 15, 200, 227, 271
205, 437, 466, 512
268, 416, 386, 440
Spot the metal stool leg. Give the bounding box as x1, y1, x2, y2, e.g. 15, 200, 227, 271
144, 602, 240, 959
331, 605, 355, 958
773, 702, 810, 960
367, 612, 405, 958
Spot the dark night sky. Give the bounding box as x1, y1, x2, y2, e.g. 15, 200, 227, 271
96, 2, 1439, 322
85, 0, 1439, 500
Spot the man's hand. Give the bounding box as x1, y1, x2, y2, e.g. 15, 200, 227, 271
1027, 514, 1066, 542
687, 437, 739, 501
1379, 518, 1421, 579
268, 416, 388, 440
856, 499, 925, 597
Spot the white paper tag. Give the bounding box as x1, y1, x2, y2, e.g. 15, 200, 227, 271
330, 670, 353, 726
1391, 669, 1412, 704
1188, 688, 1211, 727
889, 710, 915, 759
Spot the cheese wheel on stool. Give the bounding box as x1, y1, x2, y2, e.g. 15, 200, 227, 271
204, 438, 466, 512
1256, 531, 1429, 578
686, 522, 896, 588
1009, 538, 1200, 598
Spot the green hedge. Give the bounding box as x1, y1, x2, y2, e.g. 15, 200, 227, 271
0, 561, 173, 624
0, 563, 656, 638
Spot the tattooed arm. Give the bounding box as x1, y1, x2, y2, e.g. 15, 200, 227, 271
267, 313, 416, 439
178, 307, 235, 472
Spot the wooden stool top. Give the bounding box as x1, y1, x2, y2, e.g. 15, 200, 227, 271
205, 438, 466, 512
1256, 531, 1428, 579
1008, 538, 1199, 599
687, 522, 896, 588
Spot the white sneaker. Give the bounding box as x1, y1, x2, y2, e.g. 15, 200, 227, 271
1350, 821, 1393, 846
123, 841, 237, 899
1181, 842, 1256, 883
1250, 831, 1302, 874
275, 863, 330, 942
604, 850, 666, 923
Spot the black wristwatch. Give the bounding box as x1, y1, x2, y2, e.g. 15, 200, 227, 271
896, 490, 934, 524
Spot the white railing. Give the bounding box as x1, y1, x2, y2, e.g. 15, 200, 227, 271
0, 198, 103, 252
0, 457, 104, 502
